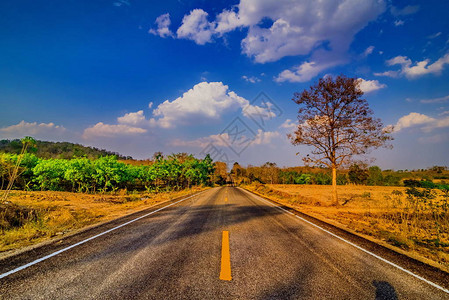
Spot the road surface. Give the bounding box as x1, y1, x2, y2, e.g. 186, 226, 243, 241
1, 187, 448, 299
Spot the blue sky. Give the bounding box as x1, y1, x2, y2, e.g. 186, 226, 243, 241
1, 0, 448, 170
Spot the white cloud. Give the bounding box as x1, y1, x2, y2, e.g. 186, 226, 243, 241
159, 0, 386, 81
394, 20, 404, 26
393, 113, 435, 131
176, 9, 214, 45
252, 129, 280, 145
82, 82, 274, 135
238, 1, 385, 64
356, 78, 387, 93
0, 121, 66, 139
432, 116, 449, 130
152, 81, 273, 128
390, 5, 420, 16
149, 13, 174, 38
152, 82, 247, 128
389, 112, 449, 133
148, 102, 153, 109
363, 46, 375, 57
275, 60, 338, 83
117, 110, 147, 125
242, 75, 261, 83
279, 119, 297, 130
82, 123, 147, 139
383, 53, 449, 79
215, 8, 244, 35
420, 95, 449, 104
374, 70, 399, 78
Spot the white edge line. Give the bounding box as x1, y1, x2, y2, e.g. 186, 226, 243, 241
243, 189, 449, 294
0, 190, 207, 280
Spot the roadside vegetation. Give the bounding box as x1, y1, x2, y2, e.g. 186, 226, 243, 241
230, 161, 449, 188
0, 140, 218, 254
245, 183, 449, 271
0, 152, 214, 194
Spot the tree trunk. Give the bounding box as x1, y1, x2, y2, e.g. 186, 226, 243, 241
332, 167, 338, 205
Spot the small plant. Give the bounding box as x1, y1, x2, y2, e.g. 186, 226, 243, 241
361, 192, 371, 199
1, 137, 36, 203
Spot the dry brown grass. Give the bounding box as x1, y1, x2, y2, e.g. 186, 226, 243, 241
245, 183, 449, 271
0, 187, 206, 254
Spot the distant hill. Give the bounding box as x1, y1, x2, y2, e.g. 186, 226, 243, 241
0, 139, 133, 160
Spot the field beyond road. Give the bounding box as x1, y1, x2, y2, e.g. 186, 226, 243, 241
244, 183, 449, 272
0, 187, 205, 255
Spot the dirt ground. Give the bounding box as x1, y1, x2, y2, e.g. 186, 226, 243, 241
0, 187, 206, 254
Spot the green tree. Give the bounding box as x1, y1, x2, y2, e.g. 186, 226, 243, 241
367, 166, 383, 186
348, 164, 369, 185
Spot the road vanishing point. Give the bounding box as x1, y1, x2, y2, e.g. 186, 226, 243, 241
1, 187, 448, 299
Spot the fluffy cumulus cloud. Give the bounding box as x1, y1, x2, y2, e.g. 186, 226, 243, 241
377, 53, 449, 79
279, 119, 297, 130
82, 123, 147, 139
152, 0, 386, 81
236, 0, 385, 65
393, 113, 435, 131
117, 110, 147, 125
152, 81, 272, 128
390, 112, 449, 132
82, 81, 274, 138
176, 9, 214, 45
356, 78, 387, 93
0, 121, 66, 139
149, 13, 174, 38
252, 129, 280, 145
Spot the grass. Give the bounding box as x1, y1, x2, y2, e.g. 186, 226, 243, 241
0, 187, 206, 254
244, 183, 449, 271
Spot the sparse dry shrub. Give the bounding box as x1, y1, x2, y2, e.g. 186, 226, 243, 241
0, 203, 39, 231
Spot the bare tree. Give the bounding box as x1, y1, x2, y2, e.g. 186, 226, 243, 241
289, 75, 393, 205
1, 136, 36, 203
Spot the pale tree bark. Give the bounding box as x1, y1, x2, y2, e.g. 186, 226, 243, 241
332, 166, 338, 205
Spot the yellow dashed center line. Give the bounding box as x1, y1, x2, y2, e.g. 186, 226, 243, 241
220, 231, 232, 281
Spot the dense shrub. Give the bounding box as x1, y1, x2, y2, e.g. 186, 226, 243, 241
0, 153, 215, 193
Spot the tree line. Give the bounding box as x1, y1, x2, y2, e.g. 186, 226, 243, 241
0, 152, 215, 193
230, 162, 449, 189
0, 139, 132, 160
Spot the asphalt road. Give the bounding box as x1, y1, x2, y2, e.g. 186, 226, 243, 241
1, 187, 448, 299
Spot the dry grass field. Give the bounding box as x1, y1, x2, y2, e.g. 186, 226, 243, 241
0, 187, 205, 254
245, 183, 449, 271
